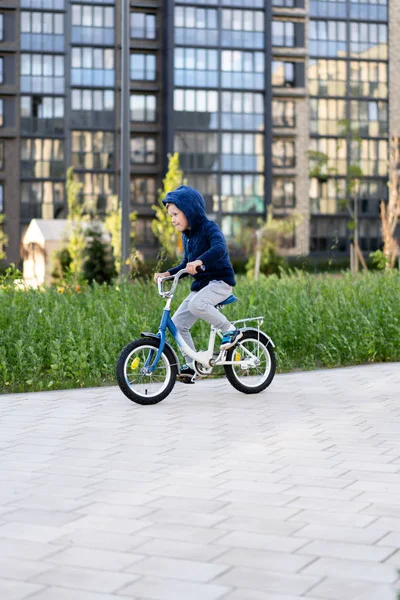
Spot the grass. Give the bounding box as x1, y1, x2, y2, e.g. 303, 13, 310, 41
1, 270, 399, 394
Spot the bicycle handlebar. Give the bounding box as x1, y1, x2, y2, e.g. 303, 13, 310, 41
157, 265, 205, 297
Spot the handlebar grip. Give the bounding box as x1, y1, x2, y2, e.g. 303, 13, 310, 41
196, 265, 206, 273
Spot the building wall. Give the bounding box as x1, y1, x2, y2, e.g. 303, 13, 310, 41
389, 0, 400, 137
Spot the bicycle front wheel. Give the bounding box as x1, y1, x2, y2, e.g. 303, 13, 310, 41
224, 330, 276, 395
116, 338, 177, 405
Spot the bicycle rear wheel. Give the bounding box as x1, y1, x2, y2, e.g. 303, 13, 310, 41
224, 330, 276, 395
116, 338, 178, 405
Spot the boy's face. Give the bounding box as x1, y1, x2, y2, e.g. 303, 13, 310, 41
167, 204, 190, 232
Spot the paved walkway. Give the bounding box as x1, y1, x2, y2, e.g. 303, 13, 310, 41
0, 363, 400, 600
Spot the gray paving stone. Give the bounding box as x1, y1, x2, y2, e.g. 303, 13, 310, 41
1, 363, 400, 600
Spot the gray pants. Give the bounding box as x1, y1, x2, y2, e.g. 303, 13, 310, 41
172, 280, 233, 363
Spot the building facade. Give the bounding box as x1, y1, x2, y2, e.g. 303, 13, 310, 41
0, 0, 396, 263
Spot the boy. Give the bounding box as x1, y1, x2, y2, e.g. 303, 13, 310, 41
153, 185, 242, 383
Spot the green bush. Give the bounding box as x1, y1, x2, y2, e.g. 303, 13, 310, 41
246, 243, 287, 277
1, 271, 399, 393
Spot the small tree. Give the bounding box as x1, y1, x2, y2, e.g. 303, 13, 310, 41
66, 166, 85, 281
378, 135, 400, 269
0, 214, 8, 262
82, 224, 117, 285
104, 194, 139, 277
152, 152, 185, 269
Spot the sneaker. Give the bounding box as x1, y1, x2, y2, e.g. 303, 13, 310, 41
220, 329, 243, 351
178, 364, 196, 384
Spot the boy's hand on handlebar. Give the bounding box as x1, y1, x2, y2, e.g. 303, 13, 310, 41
186, 260, 203, 275
153, 271, 170, 284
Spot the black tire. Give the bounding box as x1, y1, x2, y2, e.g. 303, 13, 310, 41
116, 338, 178, 405
224, 330, 276, 395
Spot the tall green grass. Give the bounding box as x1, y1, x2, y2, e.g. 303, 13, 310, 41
1, 271, 399, 393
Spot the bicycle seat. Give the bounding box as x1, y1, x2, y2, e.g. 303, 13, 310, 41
215, 294, 239, 309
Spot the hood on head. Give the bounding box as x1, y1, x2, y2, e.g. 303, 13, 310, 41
162, 185, 207, 232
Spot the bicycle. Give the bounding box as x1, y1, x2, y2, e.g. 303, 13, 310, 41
116, 267, 276, 405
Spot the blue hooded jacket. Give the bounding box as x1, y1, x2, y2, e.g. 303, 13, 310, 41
163, 185, 236, 292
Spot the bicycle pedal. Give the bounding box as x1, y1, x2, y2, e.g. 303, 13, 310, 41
178, 376, 196, 385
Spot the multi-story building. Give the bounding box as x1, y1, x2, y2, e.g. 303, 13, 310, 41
0, 0, 397, 264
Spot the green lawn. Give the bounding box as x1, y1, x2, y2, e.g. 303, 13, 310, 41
1, 271, 399, 393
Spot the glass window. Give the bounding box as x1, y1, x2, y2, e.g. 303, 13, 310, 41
309, 137, 348, 175
20, 138, 65, 178
272, 140, 295, 168
20, 54, 65, 93
174, 132, 218, 171
174, 89, 219, 130
349, 0, 388, 21
72, 89, 114, 111
175, 48, 219, 88
0, 14, 4, 41
309, 20, 347, 57
350, 22, 387, 59
350, 100, 388, 137
221, 9, 264, 49
272, 61, 295, 87
20, 95, 65, 135
0, 57, 3, 84
0, 141, 4, 170
272, 21, 295, 47
75, 172, 114, 215
71, 48, 115, 87
130, 53, 156, 81
130, 94, 156, 122
221, 174, 264, 213
350, 60, 387, 98
130, 177, 157, 206
0, 99, 3, 127
20, 0, 66, 8
71, 131, 114, 170
20, 11, 65, 51
175, 7, 218, 46
221, 91, 264, 131
310, 0, 347, 18
131, 12, 156, 39
221, 50, 264, 90
310, 217, 349, 252
0, 183, 3, 213
221, 133, 264, 172
272, 100, 295, 127
310, 98, 346, 135
184, 173, 218, 213
130, 137, 157, 164
272, 178, 296, 208
71, 5, 114, 44
309, 59, 347, 97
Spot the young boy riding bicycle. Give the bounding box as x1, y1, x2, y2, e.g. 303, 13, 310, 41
153, 185, 242, 383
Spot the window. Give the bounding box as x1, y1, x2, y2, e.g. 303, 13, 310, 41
174, 89, 218, 130
221, 174, 264, 213
130, 54, 156, 81
350, 0, 388, 21
0, 57, 3, 84
77, 172, 114, 214
221, 133, 264, 172
130, 94, 156, 122
272, 178, 296, 208
130, 12, 156, 39
272, 61, 295, 87
273, 0, 296, 6
221, 50, 264, 90
131, 137, 157, 164
21, 138, 64, 178
0, 14, 4, 42
20, 0, 65, 8
130, 177, 157, 206
71, 0, 114, 4
71, 48, 114, 87
309, 20, 347, 57
350, 100, 388, 137
0, 99, 3, 127
355, 139, 388, 177
71, 5, 114, 44
20, 11, 64, 51
185, 174, 218, 212
0, 141, 4, 170
309, 59, 346, 97
175, 48, 218, 88
20, 181, 65, 221
310, 178, 346, 214
174, 132, 218, 171
358, 179, 388, 214
272, 140, 295, 168
221, 92, 263, 131
350, 61, 387, 98
310, 99, 346, 135
221, 0, 263, 6
350, 22, 387, 59
272, 21, 295, 47
221, 9, 264, 49
72, 131, 114, 170
175, 7, 218, 46
20, 54, 64, 93
310, 0, 347, 18
0, 183, 3, 213
71, 89, 114, 112
310, 137, 347, 175
272, 100, 295, 128
20, 96, 64, 135
310, 217, 348, 252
